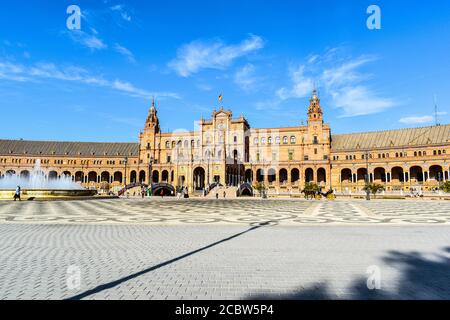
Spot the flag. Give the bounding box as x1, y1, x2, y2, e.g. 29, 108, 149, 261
218, 94, 223, 102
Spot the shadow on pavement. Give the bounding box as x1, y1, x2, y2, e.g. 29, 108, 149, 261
67, 221, 275, 300
248, 247, 450, 300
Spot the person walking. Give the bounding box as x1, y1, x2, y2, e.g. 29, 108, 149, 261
14, 185, 21, 201
216, 192, 219, 199
223, 190, 226, 199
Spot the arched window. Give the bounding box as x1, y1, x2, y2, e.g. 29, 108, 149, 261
253, 137, 258, 145
290, 136, 296, 144
275, 136, 280, 144
261, 137, 266, 144
233, 136, 238, 143
268, 137, 272, 144
283, 136, 288, 144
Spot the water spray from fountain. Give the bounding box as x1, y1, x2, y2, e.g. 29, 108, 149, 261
0, 159, 84, 190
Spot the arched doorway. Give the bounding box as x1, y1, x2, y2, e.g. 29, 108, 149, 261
410, 166, 423, 183
429, 165, 443, 182
317, 168, 326, 185
88, 171, 97, 183
193, 167, 205, 190
152, 170, 159, 183
75, 171, 84, 183
139, 170, 146, 183
101, 171, 110, 182
48, 171, 58, 180
279, 169, 288, 185
20, 170, 30, 179
161, 170, 169, 182
305, 168, 314, 183
268, 168, 276, 185
340, 168, 352, 183
373, 167, 386, 183
130, 170, 137, 184
256, 169, 264, 183
391, 167, 404, 183
357, 168, 367, 183
291, 168, 300, 185
113, 171, 123, 183
245, 169, 253, 183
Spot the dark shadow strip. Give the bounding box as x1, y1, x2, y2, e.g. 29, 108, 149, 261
67, 222, 270, 300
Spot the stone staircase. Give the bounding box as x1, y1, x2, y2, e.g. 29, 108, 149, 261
205, 186, 238, 199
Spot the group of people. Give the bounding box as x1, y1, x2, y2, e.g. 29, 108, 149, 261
214, 191, 227, 199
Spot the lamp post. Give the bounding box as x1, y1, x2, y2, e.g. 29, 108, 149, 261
207, 151, 210, 188
365, 150, 370, 200
123, 156, 128, 187
148, 157, 154, 186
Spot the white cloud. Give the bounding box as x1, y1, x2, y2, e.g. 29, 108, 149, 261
0, 59, 179, 100
169, 34, 264, 77
321, 56, 374, 88
332, 86, 395, 117
114, 44, 136, 63
67, 30, 107, 51
277, 65, 314, 100
110, 4, 132, 22
399, 115, 434, 124
271, 49, 395, 117
234, 63, 261, 92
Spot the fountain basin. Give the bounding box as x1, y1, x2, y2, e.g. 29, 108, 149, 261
0, 189, 98, 200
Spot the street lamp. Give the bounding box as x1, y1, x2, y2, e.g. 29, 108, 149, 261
123, 156, 128, 187
148, 156, 154, 186
365, 150, 370, 200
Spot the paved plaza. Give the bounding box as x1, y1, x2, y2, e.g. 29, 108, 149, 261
0, 198, 450, 300
1, 198, 450, 226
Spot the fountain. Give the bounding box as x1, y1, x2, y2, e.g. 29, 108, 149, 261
0, 159, 97, 200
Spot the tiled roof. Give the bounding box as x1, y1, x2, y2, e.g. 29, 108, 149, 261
331, 124, 450, 151
0, 140, 139, 157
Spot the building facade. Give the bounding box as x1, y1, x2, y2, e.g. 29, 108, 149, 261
1, 90, 449, 195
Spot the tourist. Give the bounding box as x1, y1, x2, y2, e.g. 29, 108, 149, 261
223, 191, 226, 198
14, 185, 21, 201
216, 192, 219, 199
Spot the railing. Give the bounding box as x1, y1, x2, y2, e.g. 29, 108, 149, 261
237, 182, 254, 197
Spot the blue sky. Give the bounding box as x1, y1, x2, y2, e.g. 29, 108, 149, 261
0, 0, 449, 142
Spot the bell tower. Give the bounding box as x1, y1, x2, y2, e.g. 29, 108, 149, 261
139, 99, 160, 166
144, 99, 160, 133
307, 88, 323, 125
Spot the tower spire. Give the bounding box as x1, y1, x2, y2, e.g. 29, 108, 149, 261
307, 88, 323, 124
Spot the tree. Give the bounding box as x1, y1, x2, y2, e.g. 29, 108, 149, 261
440, 181, 450, 193
302, 182, 320, 200
363, 183, 385, 197
253, 182, 266, 197
304, 182, 319, 193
